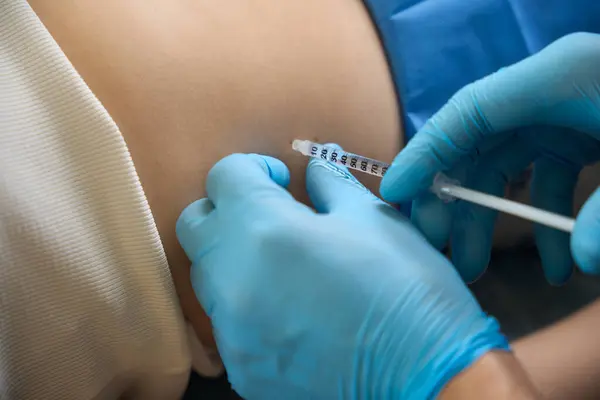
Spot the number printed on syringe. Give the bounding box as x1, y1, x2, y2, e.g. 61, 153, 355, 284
306, 142, 389, 178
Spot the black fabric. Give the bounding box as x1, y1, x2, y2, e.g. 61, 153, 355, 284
182, 372, 241, 400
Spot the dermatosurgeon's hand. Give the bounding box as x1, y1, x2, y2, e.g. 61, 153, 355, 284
176, 152, 508, 399
380, 32, 600, 285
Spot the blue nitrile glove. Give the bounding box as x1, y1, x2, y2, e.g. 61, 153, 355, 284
380, 32, 600, 285
176, 151, 509, 399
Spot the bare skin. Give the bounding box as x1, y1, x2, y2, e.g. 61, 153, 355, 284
28, 0, 402, 349
440, 352, 541, 400
513, 299, 600, 399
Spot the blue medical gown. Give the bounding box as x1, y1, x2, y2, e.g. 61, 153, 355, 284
363, 0, 600, 140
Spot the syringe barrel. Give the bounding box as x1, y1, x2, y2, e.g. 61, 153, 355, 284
293, 140, 390, 178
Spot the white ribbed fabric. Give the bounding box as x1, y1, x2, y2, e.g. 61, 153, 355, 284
0, 2, 202, 398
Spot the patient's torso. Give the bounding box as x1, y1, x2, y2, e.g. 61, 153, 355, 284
28, 0, 401, 349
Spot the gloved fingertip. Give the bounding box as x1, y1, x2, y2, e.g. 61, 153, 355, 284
410, 193, 452, 250
572, 234, 600, 275
177, 198, 215, 233
572, 188, 600, 275
248, 154, 291, 188
305, 143, 374, 212
322, 143, 346, 168
307, 143, 342, 165
380, 131, 452, 204
458, 264, 488, 285
379, 167, 403, 202
535, 232, 574, 286
545, 267, 573, 287
379, 160, 431, 204
307, 143, 355, 178
451, 229, 491, 283
176, 198, 214, 261
447, 200, 495, 284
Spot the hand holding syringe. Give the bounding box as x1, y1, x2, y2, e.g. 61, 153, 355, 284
293, 139, 575, 233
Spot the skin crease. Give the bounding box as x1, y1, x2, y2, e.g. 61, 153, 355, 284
27, 0, 402, 350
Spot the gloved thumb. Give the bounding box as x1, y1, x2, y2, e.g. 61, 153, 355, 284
572, 187, 600, 275
306, 144, 377, 213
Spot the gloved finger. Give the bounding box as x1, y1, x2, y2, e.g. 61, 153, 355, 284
410, 192, 453, 251
451, 136, 535, 282
177, 198, 261, 316
410, 160, 472, 251
175, 198, 215, 262
206, 153, 292, 208
306, 144, 378, 213
572, 187, 600, 275
175, 199, 221, 312
531, 158, 578, 285
380, 32, 600, 205
188, 214, 221, 316
177, 154, 294, 261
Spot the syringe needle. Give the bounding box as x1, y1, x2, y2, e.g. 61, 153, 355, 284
293, 139, 576, 233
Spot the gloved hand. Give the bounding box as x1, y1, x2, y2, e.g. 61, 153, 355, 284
176, 151, 508, 399
380, 32, 600, 285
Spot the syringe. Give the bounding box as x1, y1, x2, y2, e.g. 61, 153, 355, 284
292, 139, 575, 233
